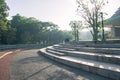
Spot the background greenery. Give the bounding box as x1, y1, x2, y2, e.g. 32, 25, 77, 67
0, 0, 73, 44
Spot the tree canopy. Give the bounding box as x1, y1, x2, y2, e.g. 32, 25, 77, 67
0, 0, 11, 44
0, 1, 73, 44
76, 0, 108, 42
10, 14, 73, 44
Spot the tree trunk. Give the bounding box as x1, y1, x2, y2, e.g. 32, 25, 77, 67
76, 30, 79, 41
93, 28, 98, 43
92, 12, 98, 43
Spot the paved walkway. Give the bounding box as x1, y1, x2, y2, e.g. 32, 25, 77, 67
0, 49, 22, 80
10, 49, 112, 80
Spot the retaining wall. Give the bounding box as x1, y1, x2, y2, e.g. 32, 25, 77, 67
0, 44, 48, 50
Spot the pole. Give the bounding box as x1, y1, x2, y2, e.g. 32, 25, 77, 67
101, 12, 105, 42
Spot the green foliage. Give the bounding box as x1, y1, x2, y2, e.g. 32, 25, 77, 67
0, 0, 13, 44
0, 1, 72, 44
10, 14, 72, 44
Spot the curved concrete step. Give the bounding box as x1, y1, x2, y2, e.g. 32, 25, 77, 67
47, 47, 120, 65
57, 43, 120, 48
76, 47, 120, 55
84, 44, 120, 48
67, 43, 120, 48
46, 49, 65, 56
39, 48, 120, 80
53, 47, 76, 51
54, 44, 120, 55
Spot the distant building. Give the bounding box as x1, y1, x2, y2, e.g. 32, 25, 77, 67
105, 7, 120, 38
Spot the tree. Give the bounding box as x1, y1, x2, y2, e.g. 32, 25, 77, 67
0, 0, 10, 44
11, 14, 43, 43
69, 21, 83, 41
76, 0, 108, 42
11, 14, 72, 44
5, 22, 16, 44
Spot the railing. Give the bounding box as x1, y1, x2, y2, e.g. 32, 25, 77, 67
0, 44, 49, 50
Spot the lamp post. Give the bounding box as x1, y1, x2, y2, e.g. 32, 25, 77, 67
73, 23, 77, 42
100, 12, 105, 42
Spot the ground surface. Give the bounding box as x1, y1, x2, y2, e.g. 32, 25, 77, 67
10, 49, 112, 80
0, 49, 22, 80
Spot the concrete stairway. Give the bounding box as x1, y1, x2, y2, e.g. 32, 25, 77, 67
39, 43, 120, 80
53, 44, 120, 55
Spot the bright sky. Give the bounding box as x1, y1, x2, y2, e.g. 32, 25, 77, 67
6, 0, 120, 30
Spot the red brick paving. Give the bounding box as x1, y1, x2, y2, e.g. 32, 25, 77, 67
0, 49, 22, 80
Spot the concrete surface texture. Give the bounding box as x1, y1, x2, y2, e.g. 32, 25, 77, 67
10, 49, 111, 80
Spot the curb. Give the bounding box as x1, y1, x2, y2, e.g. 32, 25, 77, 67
0, 52, 13, 59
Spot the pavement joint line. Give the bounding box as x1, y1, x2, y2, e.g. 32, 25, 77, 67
0, 51, 13, 59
